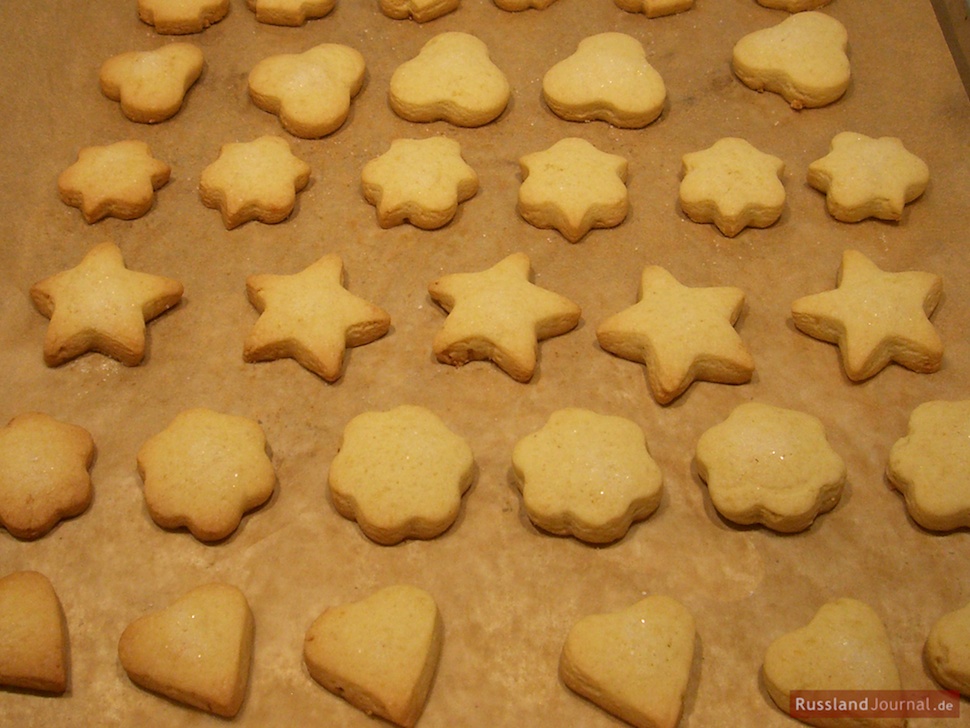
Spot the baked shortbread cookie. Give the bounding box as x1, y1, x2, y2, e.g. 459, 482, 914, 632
380, 0, 458, 22
0, 413, 94, 540
119, 583, 254, 717
695, 402, 846, 532
244, 254, 390, 381
137, 408, 277, 541
58, 140, 171, 223
428, 252, 582, 382
328, 405, 474, 545
99, 43, 204, 123
248, 44, 365, 139
137, 0, 229, 34
518, 137, 629, 242
614, 0, 694, 19
494, 0, 558, 9
791, 249, 943, 381
30, 241, 183, 367
925, 601, 970, 696
757, 0, 831, 10
512, 408, 663, 543
560, 595, 696, 728
0, 571, 69, 694
304, 585, 443, 728
732, 11, 850, 109
361, 137, 479, 229
389, 32, 510, 126
596, 266, 754, 404
246, 0, 335, 25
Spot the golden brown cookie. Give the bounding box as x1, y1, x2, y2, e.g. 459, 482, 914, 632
925, 601, 970, 696
246, 0, 335, 25
137, 0, 229, 34
494, 0, 558, 9
380, 0, 458, 22
99, 43, 204, 123
614, 0, 693, 17
0, 571, 69, 694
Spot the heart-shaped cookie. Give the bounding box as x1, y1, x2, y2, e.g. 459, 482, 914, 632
0, 571, 68, 694
925, 600, 970, 696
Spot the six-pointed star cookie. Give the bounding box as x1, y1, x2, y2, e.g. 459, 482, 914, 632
244, 254, 391, 382
791, 249, 943, 381
597, 266, 754, 404
30, 241, 184, 367
428, 252, 581, 382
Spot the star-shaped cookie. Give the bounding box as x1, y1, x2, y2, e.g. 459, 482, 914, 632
791, 249, 943, 381
99, 43, 204, 123
137, 0, 229, 34
596, 266, 754, 404
428, 252, 582, 382
30, 241, 184, 367
244, 254, 391, 382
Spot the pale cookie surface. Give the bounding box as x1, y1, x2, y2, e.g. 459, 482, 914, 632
925, 600, 970, 696
304, 584, 443, 728
614, 0, 694, 19
244, 254, 390, 381
199, 135, 311, 228
137, 0, 229, 34
0, 571, 68, 694
732, 11, 850, 109
389, 32, 510, 126
560, 594, 696, 728
791, 249, 943, 381
57, 140, 171, 223
381, 0, 458, 22
428, 252, 582, 382
0, 413, 94, 540
136, 408, 277, 542
494, 0, 558, 9
99, 43, 203, 123
887, 399, 970, 531
757, 0, 831, 10
328, 405, 475, 545
30, 241, 183, 367
596, 266, 754, 404
512, 408, 663, 544
807, 131, 930, 222
695, 402, 846, 532
118, 582, 254, 717
247, 0, 335, 25
518, 137, 629, 242
679, 137, 786, 237
248, 44, 365, 139
361, 136, 479, 229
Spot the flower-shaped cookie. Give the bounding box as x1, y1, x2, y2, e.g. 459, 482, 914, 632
380, 0, 458, 22
248, 44, 365, 139
807, 132, 930, 222
428, 252, 582, 382
791, 249, 943, 381
99, 43, 204, 123
596, 266, 754, 404
328, 405, 475, 545
518, 137, 629, 242
137, 0, 229, 34
512, 408, 663, 544
614, 0, 693, 17
247, 0, 335, 26
0, 571, 69, 694
244, 254, 391, 382
679, 137, 786, 237
361, 137, 479, 229
694, 402, 846, 532
925, 601, 970, 696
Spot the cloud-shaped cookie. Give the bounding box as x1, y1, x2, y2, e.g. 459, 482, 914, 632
614, 0, 693, 18
925, 600, 970, 696
137, 0, 229, 34
380, 0, 458, 22
0, 571, 69, 694
99, 43, 204, 123
247, 0, 335, 26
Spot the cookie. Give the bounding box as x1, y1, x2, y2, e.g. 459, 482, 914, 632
560, 595, 696, 728
57, 140, 171, 223
0, 413, 94, 540
596, 266, 754, 404
304, 584, 443, 728
614, 0, 693, 18
494, 0, 558, 9
246, 0, 335, 25
30, 241, 183, 367
428, 252, 582, 382
118, 582, 254, 717
679, 137, 786, 237
328, 405, 475, 545
199, 135, 311, 229
694, 402, 846, 533
389, 32, 510, 126
732, 11, 850, 109
361, 136, 479, 229
248, 44, 365, 139
791, 249, 943, 381
99, 43, 203, 123
757, 0, 831, 10
887, 400, 970, 531
512, 408, 663, 544
925, 601, 970, 696
136, 408, 277, 542
380, 0, 458, 22
244, 254, 391, 381
137, 0, 229, 34
807, 132, 930, 223
0, 571, 69, 694
517, 137, 629, 242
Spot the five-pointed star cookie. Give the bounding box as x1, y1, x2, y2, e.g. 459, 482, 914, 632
596, 266, 754, 404
30, 241, 184, 367
791, 249, 943, 381
244, 254, 391, 382
428, 252, 582, 382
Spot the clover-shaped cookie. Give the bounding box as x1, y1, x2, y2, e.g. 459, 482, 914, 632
542, 32, 666, 128
247, 0, 335, 26
100, 43, 203, 123
925, 601, 970, 696
0, 571, 69, 694
248, 44, 365, 139
137, 0, 229, 34
380, 0, 458, 22
695, 402, 846, 532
